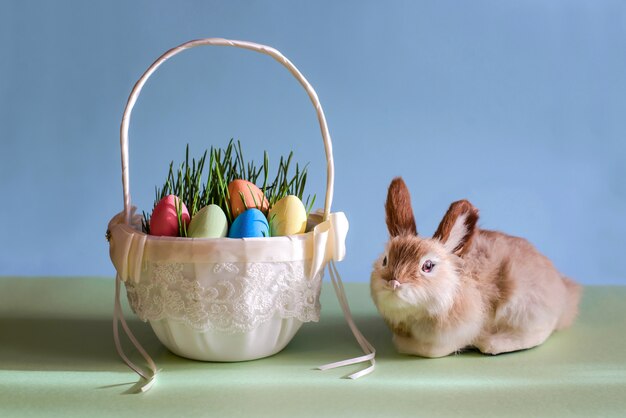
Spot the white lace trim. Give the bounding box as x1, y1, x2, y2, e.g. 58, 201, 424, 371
125, 261, 322, 334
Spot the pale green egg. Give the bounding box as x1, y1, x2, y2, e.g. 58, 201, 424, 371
269, 195, 307, 237
188, 204, 228, 238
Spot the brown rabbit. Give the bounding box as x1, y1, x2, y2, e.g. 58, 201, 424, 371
370, 177, 581, 357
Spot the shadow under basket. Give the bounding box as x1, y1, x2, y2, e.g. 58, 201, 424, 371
107, 37, 375, 392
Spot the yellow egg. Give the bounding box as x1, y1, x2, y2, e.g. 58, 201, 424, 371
268, 195, 307, 237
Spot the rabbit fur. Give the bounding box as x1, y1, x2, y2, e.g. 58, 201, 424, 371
370, 177, 581, 357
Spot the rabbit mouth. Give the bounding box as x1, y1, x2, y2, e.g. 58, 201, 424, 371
388, 280, 401, 290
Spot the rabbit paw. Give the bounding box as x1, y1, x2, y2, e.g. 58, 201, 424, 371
476, 327, 554, 355
475, 335, 518, 355
393, 334, 456, 358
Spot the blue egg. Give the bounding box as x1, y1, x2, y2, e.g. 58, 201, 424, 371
228, 208, 270, 238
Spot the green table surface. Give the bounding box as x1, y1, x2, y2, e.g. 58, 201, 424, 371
0, 277, 625, 418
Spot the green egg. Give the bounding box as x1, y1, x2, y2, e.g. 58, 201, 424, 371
188, 204, 228, 238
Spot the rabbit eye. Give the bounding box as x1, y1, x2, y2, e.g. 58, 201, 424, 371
421, 260, 435, 273
382, 256, 388, 267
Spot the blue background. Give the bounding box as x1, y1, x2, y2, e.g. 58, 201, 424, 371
1, 1, 624, 284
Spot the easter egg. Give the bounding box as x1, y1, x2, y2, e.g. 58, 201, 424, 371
150, 195, 190, 236
188, 204, 228, 238
228, 179, 269, 219
268, 195, 307, 237
228, 208, 270, 238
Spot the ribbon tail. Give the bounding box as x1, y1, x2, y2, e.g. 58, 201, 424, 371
317, 260, 376, 379
113, 274, 158, 392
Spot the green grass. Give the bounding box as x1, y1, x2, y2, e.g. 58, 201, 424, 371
142, 140, 315, 236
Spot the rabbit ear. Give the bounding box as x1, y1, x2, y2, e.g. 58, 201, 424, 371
433, 200, 479, 256
385, 177, 418, 237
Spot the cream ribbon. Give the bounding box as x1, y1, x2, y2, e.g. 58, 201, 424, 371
316, 260, 376, 378
113, 274, 158, 392
311, 212, 376, 378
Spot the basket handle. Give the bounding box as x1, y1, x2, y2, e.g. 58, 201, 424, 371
120, 38, 335, 225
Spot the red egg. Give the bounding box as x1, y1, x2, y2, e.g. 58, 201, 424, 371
228, 179, 269, 219
149, 195, 190, 236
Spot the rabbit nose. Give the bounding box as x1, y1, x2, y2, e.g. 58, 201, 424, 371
388, 279, 401, 290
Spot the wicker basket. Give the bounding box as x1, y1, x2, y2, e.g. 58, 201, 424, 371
107, 39, 374, 392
